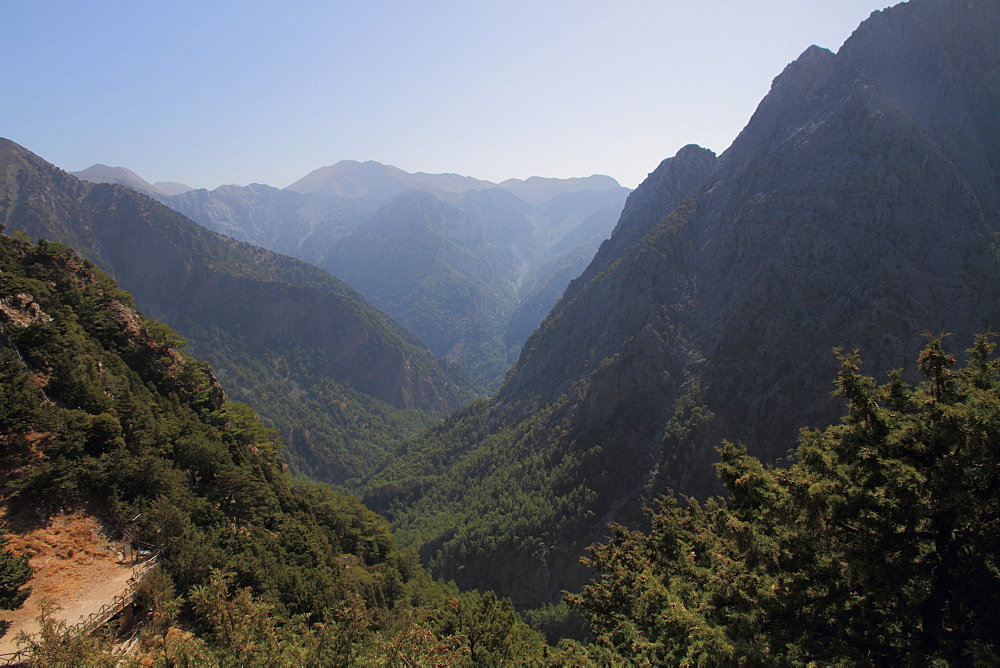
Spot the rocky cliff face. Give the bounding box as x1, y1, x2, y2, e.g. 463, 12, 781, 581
507, 0, 1000, 476
370, 0, 1000, 607
0, 138, 474, 483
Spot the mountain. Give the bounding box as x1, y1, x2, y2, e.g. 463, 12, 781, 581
322, 186, 627, 388
287, 159, 625, 205
505, 197, 629, 349
364, 0, 1000, 609
159, 162, 630, 389
71, 164, 193, 198
0, 138, 474, 486
287, 160, 494, 199
161, 183, 380, 267
151, 180, 194, 195
497, 174, 625, 207
323, 188, 527, 386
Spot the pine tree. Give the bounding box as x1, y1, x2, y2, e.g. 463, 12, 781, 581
0, 535, 31, 610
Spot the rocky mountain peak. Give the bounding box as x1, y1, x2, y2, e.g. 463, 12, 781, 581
557, 144, 716, 304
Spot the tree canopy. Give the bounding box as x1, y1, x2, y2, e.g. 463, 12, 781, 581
568, 336, 1000, 665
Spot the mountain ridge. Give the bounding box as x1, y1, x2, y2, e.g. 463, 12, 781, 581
157, 163, 630, 388
366, 0, 1000, 608
72, 163, 194, 198
286, 159, 625, 206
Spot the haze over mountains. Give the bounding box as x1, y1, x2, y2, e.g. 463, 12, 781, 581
2, 0, 998, 657
286, 159, 622, 205
75, 159, 630, 389
72, 163, 194, 197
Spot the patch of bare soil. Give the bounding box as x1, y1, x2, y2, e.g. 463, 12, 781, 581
0, 510, 137, 655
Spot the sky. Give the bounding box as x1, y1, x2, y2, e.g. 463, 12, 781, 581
1, 1, 895, 190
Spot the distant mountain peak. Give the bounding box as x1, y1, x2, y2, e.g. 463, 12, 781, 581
71, 163, 192, 198
152, 181, 194, 195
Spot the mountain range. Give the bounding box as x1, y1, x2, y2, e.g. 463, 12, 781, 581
75, 159, 630, 389
5, 0, 997, 629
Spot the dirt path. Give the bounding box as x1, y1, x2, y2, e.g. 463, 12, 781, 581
0, 512, 140, 655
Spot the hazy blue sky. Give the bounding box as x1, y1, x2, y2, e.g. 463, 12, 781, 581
2, 1, 893, 189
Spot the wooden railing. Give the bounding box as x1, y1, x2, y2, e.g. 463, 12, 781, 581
72, 553, 160, 636
0, 553, 161, 666
0, 648, 29, 667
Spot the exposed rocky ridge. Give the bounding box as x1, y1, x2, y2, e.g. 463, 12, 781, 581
370, 0, 1000, 607
0, 293, 53, 327
0, 137, 474, 484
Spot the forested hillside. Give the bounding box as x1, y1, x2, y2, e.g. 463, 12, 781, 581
0, 138, 475, 488
0, 231, 544, 664
3, 227, 996, 663
365, 0, 1000, 610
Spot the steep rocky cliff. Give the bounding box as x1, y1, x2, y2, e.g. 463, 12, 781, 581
0, 138, 474, 484
368, 0, 1000, 607
506, 0, 1000, 493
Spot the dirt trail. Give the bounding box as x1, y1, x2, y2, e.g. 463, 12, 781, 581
0, 511, 139, 655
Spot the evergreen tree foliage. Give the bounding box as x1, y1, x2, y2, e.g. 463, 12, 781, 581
0, 534, 31, 610
568, 336, 1000, 664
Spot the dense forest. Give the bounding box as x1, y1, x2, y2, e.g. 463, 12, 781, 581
569, 337, 1000, 664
